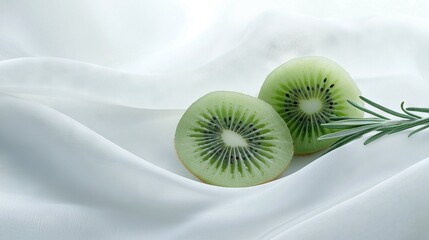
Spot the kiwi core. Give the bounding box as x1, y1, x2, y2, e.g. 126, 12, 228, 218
221, 130, 248, 147
300, 98, 322, 114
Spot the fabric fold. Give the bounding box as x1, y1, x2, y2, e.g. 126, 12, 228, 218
1, 1, 429, 239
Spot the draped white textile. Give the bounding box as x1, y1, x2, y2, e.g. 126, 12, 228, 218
1, 1, 429, 239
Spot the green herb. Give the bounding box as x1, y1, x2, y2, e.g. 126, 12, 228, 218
318, 96, 429, 154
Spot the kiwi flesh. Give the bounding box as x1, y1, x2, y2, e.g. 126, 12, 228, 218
258, 56, 363, 155
175, 91, 294, 187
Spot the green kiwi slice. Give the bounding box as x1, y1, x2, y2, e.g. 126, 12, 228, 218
258, 56, 363, 155
175, 91, 294, 187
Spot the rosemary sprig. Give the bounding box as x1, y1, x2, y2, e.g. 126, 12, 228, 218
318, 96, 429, 154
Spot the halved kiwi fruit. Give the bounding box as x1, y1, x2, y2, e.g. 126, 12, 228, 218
259, 56, 363, 154
175, 91, 294, 187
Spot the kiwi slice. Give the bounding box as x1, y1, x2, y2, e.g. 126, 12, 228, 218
258, 56, 363, 154
175, 91, 294, 187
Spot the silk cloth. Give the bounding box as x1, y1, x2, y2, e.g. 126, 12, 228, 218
1, 1, 429, 239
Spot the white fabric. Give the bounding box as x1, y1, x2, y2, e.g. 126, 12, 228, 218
1, 1, 429, 239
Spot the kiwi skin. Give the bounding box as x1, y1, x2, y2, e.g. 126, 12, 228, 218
174, 91, 294, 187
258, 56, 363, 155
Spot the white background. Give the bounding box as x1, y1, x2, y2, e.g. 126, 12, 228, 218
1, 1, 429, 239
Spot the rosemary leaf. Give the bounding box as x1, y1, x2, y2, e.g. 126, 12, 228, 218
321, 119, 385, 129
363, 130, 390, 145
318, 124, 382, 140
401, 102, 421, 119
408, 124, 429, 137
359, 96, 414, 120
347, 100, 390, 120
328, 117, 355, 121
406, 107, 429, 113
